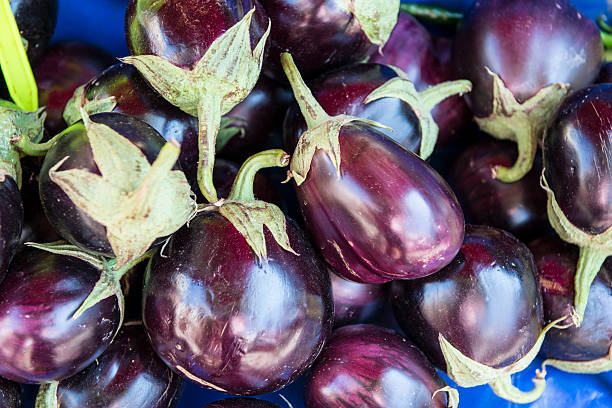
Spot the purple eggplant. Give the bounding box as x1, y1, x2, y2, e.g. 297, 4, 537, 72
306, 324, 453, 408
0, 248, 120, 383
142, 211, 333, 395
370, 11, 471, 146
34, 42, 114, 136
57, 323, 184, 408
0, 176, 23, 281
205, 399, 281, 408
0, 377, 22, 408
258, 0, 399, 80
530, 236, 612, 373
453, 0, 602, 182
542, 84, 612, 323
281, 53, 464, 284
125, 0, 268, 70
451, 138, 548, 241
9, 0, 58, 63
39, 112, 172, 256
330, 269, 389, 328
392, 225, 549, 403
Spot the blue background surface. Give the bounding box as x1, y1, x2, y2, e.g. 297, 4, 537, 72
46, 0, 612, 406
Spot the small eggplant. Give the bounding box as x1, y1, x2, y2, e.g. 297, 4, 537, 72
258, 0, 399, 80
34, 42, 114, 135
330, 269, 389, 328
9, 0, 58, 63
281, 53, 464, 284
305, 324, 457, 408
451, 138, 548, 241
205, 398, 281, 408
57, 323, 184, 408
370, 10, 471, 146
529, 236, 612, 374
392, 225, 555, 404
453, 0, 602, 182
542, 84, 612, 323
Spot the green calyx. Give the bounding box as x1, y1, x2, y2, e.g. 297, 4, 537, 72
35, 381, 59, 408
365, 70, 472, 159
541, 174, 612, 324
439, 316, 566, 403
216, 149, 298, 262
542, 344, 612, 374
49, 110, 197, 269
432, 386, 460, 408
0, 0, 37, 111
121, 8, 271, 204
350, 0, 400, 49
400, 3, 463, 25
0, 100, 46, 187
475, 68, 570, 183
280, 52, 389, 186
63, 84, 117, 126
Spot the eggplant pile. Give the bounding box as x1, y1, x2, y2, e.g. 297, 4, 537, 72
0, 0, 610, 407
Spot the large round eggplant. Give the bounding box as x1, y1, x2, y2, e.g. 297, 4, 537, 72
281, 53, 464, 284
0, 248, 121, 383
451, 138, 548, 241
0, 378, 22, 408
34, 42, 114, 135
306, 324, 453, 408
258, 0, 399, 80
542, 84, 612, 323
39, 112, 172, 256
143, 212, 333, 395
392, 225, 548, 403
57, 323, 184, 408
330, 270, 389, 328
370, 10, 471, 146
9, 0, 58, 63
205, 399, 281, 408
453, 0, 602, 182
529, 236, 612, 373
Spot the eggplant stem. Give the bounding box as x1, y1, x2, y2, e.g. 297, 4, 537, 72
228, 149, 290, 202
494, 123, 537, 182
573, 246, 610, 325
399, 2, 463, 24
419, 80, 472, 113
542, 344, 612, 374
35, 381, 59, 408
280, 53, 330, 130
196, 97, 222, 204
488, 373, 546, 404
14, 128, 69, 157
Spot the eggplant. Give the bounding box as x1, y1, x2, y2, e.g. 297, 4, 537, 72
370, 10, 471, 146
0, 177, 23, 280
453, 0, 602, 182
9, 0, 58, 63
205, 398, 281, 407
142, 211, 333, 395
451, 138, 548, 241
57, 323, 184, 408
529, 236, 612, 374
392, 225, 551, 403
305, 324, 455, 408
542, 83, 612, 323
281, 53, 464, 284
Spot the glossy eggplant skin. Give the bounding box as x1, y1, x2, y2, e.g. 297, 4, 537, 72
125, 0, 268, 69
283, 63, 422, 153
10, 0, 58, 63
0, 176, 23, 281
392, 225, 543, 370
543, 84, 612, 235
297, 124, 464, 284
84, 63, 199, 183
330, 269, 389, 328
259, 0, 375, 80
205, 398, 280, 408
143, 212, 333, 395
34, 42, 115, 136
451, 138, 548, 241
57, 324, 184, 408
0, 377, 22, 408
370, 11, 471, 146
529, 236, 612, 361
453, 0, 602, 118
306, 324, 447, 408
39, 113, 169, 256
0, 249, 120, 383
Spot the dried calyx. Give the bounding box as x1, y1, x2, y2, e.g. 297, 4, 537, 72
349, 0, 400, 49
365, 67, 472, 159
541, 344, 612, 374
475, 69, 569, 183
120, 8, 270, 205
